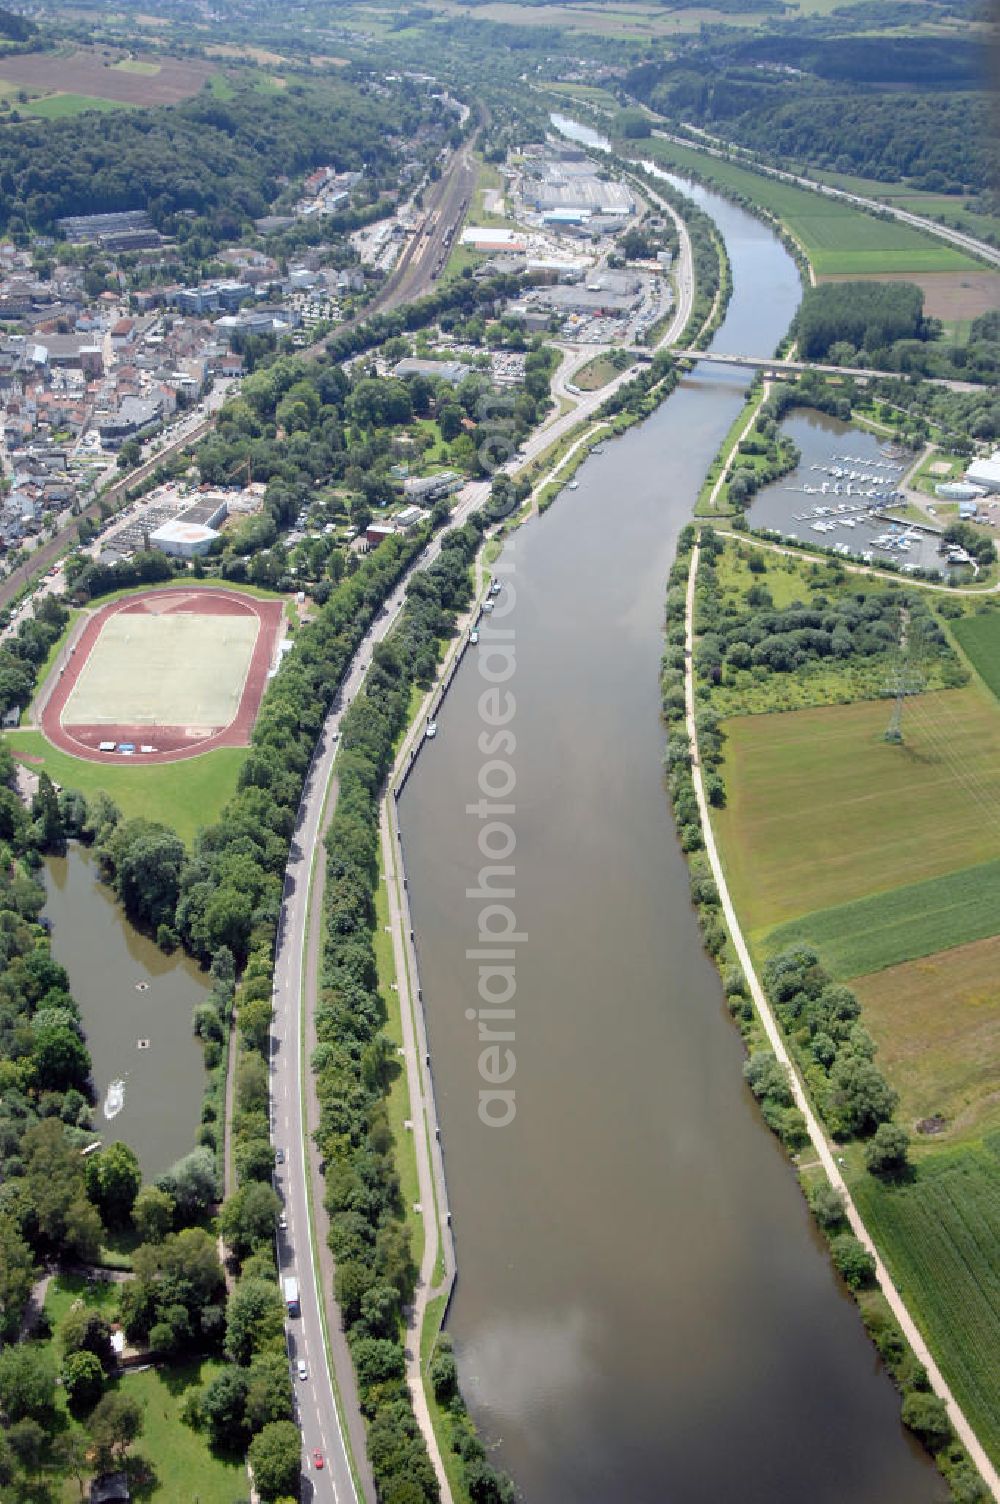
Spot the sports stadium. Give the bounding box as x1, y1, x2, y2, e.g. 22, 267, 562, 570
40, 587, 284, 763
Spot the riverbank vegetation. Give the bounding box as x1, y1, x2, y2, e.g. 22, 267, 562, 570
672, 526, 1000, 1490
314, 514, 515, 1503
695, 378, 801, 518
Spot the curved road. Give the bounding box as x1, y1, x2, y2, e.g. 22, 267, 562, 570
269, 476, 491, 1501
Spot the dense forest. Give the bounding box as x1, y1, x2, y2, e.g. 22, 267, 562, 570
0, 5, 35, 41
626, 37, 994, 192
794, 282, 926, 359
0, 78, 419, 239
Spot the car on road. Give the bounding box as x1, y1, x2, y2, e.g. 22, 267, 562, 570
275, 1148, 285, 1165
313, 1450, 324, 1470
297, 1360, 308, 1381
278, 1212, 287, 1231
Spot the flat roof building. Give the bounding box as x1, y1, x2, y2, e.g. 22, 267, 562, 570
965, 456, 1000, 494
460, 226, 528, 252
392, 357, 467, 386
149, 520, 219, 557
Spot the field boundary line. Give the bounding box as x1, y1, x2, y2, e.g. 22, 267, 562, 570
683, 539, 1000, 1502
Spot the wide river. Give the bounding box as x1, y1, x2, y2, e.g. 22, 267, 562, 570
398, 137, 945, 1501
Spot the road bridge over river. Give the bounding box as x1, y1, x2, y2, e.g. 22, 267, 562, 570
625, 346, 980, 392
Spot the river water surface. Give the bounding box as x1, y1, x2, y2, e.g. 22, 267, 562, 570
398, 138, 945, 1502
44, 844, 208, 1177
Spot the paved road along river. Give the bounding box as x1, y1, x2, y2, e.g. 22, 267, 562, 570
397, 173, 948, 1502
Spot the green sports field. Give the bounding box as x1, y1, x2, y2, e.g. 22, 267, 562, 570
64, 612, 258, 728
715, 686, 1000, 934
639, 137, 979, 276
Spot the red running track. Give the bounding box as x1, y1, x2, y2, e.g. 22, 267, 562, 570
40, 587, 285, 764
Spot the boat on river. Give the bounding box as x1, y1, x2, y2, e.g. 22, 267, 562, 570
425, 721, 438, 740
103, 1077, 126, 1119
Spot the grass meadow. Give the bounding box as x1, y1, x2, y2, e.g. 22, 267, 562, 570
574, 353, 623, 391
7, 729, 245, 844
34, 1284, 243, 1504
716, 687, 1000, 933
117, 1360, 247, 1503
639, 138, 978, 275
952, 611, 1000, 701
852, 934, 1000, 1140
23, 92, 131, 117
851, 1145, 1000, 1470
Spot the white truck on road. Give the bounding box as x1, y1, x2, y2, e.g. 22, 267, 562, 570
283, 1275, 300, 1316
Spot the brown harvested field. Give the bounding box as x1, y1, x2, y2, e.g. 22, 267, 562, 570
206, 44, 287, 65
819, 270, 1000, 320
852, 935, 1000, 1142
0, 49, 216, 105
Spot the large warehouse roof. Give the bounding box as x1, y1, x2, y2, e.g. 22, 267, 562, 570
150, 520, 220, 548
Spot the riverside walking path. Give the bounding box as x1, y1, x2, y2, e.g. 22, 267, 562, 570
682, 540, 1000, 1503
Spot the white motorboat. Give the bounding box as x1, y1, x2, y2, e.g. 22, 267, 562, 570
104, 1078, 125, 1120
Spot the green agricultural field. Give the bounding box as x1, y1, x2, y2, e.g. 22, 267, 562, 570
804, 168, 1000, 247
715, 686, 1000, 933
23, 92, 131, 117
6, 729, 245, 844
851, 1145, 1000, 1469
852, 934, 1000, 1140
764, 855, 1000, 978
952, 611, 1000, 702
207, 71, 236, 99
639, 138, 978, 275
